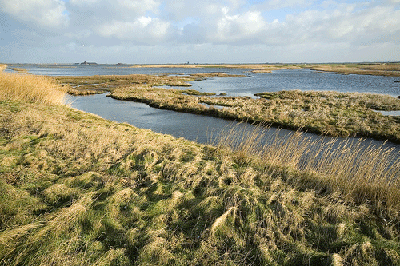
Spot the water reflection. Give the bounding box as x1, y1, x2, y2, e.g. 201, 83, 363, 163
66, 93, 400, 155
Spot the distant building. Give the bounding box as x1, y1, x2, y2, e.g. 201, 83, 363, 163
81, 61, 98, 65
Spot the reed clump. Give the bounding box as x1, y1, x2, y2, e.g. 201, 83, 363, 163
0, 72, 65, 104
1, 73, 400, 265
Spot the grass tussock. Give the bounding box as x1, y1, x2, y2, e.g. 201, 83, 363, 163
0, 65, 6, 72
0, 72, 65, 104
111, 86, 400, 143
1, 73, 400, 265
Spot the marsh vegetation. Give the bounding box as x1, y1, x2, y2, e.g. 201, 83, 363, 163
55, 72, 400, 142
1, 71, 400, 265
308, 63, 400, 77
127, 63, 400, 76
110, 84, 400, 143
55, 73, 244, 96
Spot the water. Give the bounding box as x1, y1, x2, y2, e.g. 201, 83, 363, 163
184, 69, 400, 98
66, 93, 400, 156
6, 64, 400, 97
66, 93, 299, 144
66, 93, 245, 143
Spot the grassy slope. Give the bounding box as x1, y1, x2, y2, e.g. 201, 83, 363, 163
1, 73, 400, 265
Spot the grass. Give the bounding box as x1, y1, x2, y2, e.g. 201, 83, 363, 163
110, 85, 400, 143
127, 63, 400, 76
0, 65, 6, 72
0, 72, 65, 104
308, 63, 400, 77
212, 123, 400, 208
1, 72, 400, 265
10, 68, 28, 73
56, 73, 244, 96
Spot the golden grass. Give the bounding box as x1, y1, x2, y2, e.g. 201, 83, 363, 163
0, 65, 6, 72
0, 72, 65, 104
10, 67, 28, 73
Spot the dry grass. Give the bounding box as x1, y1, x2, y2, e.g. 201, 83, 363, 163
128, 63, 302, 71
10, 67, 28, 73
309, 63, 400, 77
0, 65, 6, 72
213, 124, 400, 208
0, 72, 65, 104
1, 72, 400, 265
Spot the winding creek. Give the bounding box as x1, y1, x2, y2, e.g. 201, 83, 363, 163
9, 64, 400, 158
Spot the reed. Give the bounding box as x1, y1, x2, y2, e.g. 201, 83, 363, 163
212, 124, 400, 209
0, 65, 6, 72
0, 72, 65, 104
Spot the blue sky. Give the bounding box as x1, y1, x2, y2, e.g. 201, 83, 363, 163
0, 0, 399, 63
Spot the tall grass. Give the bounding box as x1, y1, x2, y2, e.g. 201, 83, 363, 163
0, 72, 65, 104
0, 65, 6, 72
213, 124, 400, 209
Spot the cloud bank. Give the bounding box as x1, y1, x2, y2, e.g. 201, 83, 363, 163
0, 0, 399, 63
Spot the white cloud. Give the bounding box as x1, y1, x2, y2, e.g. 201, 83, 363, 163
267, 3, 400, 46
255, 0, 315, 10
97, 17, 171, 43
69, 0, 98, 5
69, 0, 160, 18
0, 0, 69, 28
1, 0, 400, 63
116, 0, 159, 13
211, 9, 266, 42
164, 0, 228, 20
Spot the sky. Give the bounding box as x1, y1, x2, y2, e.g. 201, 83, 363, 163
0, 0, 399, 64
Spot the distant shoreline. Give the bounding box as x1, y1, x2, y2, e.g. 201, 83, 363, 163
3, 62, 400, 77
